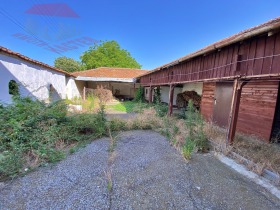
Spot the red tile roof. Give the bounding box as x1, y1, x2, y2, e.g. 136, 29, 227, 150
0, 46, 72, 76
72, 67, 148, 79
139, 16, 280, 77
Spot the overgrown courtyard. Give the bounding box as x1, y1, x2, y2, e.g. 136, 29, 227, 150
1, 91, 280, 181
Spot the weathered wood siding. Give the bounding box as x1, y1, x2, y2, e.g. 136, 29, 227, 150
201, 82, 216, 121
140, 32, 280, 86
236, 81, 279, 141
271, 85, 280, 140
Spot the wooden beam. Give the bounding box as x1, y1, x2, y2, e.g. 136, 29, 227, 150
168, 84, 175, 116
226, 79, 245, 144
83, 86, 86, 101
149, 86, 153, 103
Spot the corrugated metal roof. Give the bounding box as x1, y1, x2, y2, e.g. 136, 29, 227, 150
138, 17, 280, 78
72, 67, 148, 79
0, 46, 72, 76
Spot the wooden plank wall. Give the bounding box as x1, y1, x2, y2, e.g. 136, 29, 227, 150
201, 82, 216, 122
236, 81, 279, 142
140, 32, 280, 86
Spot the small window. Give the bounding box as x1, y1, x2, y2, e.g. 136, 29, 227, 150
9, 80, 19, 96
146, 88, 148, 94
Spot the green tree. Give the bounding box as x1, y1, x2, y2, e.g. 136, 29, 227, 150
54, 56, 82, 72
80, 40, 142, 69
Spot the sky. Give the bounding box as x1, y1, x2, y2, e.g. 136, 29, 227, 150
0, 0, 280, 70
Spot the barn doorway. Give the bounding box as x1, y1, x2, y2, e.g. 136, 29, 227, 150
213, 82, 234, 128
271, 82, 280, 142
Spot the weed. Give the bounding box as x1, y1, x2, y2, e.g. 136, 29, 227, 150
153, 87, 161, 104
182, 137, 195, 160
173, 125, 179, 136
0, 151, 22, 178
182, 100, 208, 155
154, 103, 168, 117
132, 102, 150, 113
0, 97, 107, 180
109, 118, 127, 132
104, 169, 113, 192
134, 86, 144, 103
108, 128, 117, 153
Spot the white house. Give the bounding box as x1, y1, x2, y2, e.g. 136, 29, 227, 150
0, 46, 79, 104
0, 46, 148, 104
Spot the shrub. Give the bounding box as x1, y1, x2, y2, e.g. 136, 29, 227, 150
109, 118, 127, 131
0, 97, 107, 180
184, 100, 208, 153
0, 151, 22, 178
153, 87, 161, 104
182, 137, 196, 160
154, 103, 168, 117
132, 102, 150, 113
134, 86, 144, 102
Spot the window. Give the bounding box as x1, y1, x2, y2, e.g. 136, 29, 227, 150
8, 80, 19, 96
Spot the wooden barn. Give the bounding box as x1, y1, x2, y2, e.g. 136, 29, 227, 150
138, 17, 280, 143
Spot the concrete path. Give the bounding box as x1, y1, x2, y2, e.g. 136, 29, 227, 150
1, 130, 280, 209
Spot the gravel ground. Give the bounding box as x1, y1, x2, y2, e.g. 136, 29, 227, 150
1, 130, 280, 209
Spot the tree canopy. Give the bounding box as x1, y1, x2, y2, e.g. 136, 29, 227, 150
80, 40, 142, 69
54, 56, 82, 72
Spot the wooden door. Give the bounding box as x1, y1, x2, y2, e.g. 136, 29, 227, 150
213, 82, 233, 128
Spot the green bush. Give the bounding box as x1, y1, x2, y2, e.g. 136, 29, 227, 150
154, 103, 168, 117
153, 87, 161, 104
109, 118, 127, 131
0, 151, 22, 178
134, 86, 144, 102
132, 102, 150, 113
0, 97, 107, 180
184, 100, 208, 153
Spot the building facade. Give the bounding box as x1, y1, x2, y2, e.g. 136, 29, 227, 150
138, 17, 280, 143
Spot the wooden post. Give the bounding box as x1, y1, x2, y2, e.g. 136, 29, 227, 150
168, 84, 175, 116
149, 86, 153, 103
83, 86, 86, 101
226, 79, 244, 145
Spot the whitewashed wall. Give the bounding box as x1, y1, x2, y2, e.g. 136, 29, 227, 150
160, 86, 182, 104
182, 82, 203, 95
66, 77, 84, 99
144, 87, 152, 101
0, 53, 66, 104
88, 81, 139, 97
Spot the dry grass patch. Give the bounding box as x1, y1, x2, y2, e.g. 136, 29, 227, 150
233, 134, 280, 174
205, 122, 280, 174
126, 108, 164, 130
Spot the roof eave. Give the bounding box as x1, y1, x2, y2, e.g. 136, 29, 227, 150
138, 18, 280, 78
75, 76, 136, 83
